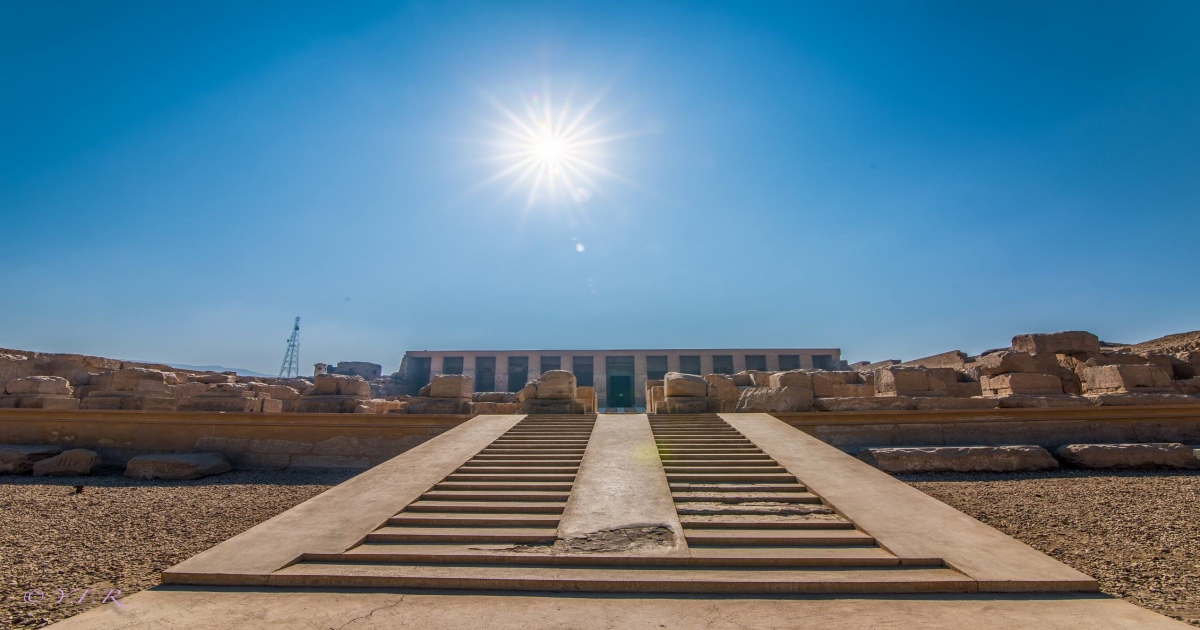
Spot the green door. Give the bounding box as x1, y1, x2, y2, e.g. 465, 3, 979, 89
607, 375, 634, 407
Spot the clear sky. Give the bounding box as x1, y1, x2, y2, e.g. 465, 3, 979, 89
2, 1, 1198, 374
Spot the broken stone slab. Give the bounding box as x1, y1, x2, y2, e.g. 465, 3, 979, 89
292, 395, 367, 413
768, 370, 813, 390
470, 401, 521, 414
0, 394, 80, 409
704, 374, 740, 401
1011, 331, 1101, 356
1085, 392, 1200, 406
976, 351, 1038, 376
812, 396, 918, 412
663, 372, 708, 398
4, 375, 72, 396
874, 366, 946, 397
859, 446, 1059, 473
812, 371, 874, 397
178, 397, 265, 412
32, 449, 101, 476
995, 395, 1094, 408
427, 374, 472, 399
124, 453, 233, 480
747, 371, 775, 387
1080, 364, 1174, 394
980, 372, 1064, 396
734, 387, 813, 412
531, 369, 577, 399
313, 374, 372, 397
405, 397, 470, 415
0, 444, 64, 474
1055, 443, 1200, 469
657, 397, 714, 414
79, 392, 177, 410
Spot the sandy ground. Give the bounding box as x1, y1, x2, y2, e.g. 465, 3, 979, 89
904, 469, 1200, 627
0, 468, 356, 628
2, 467, 1197, 628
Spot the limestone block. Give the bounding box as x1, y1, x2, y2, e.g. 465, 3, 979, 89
748, 371, 775, 387
473, 392, 519, 403
178, 397, 264, 412
901, 350, 969, 370
470, 401, 522, 414
32, 449, 101, 476
110, 368, 176, 392
734, 387, 813, 412
79, 392, 177, 410
980, 373, 1064, 396
664, 372, 709, 398
0, 394, 80, 409
768, 370, 813, 390
261, 398, 283, 413
0, 354, 35, 385
5, 376, 71, 396
812, 372, 874, 398
1175, 377, 1200, 396
406, 397, 470, 414
520, 399, 585, 414
384, 401, 411, 414
517, 384, 537, 402
172, 382, 209, 399
704, 374, 740, 401
293, 395, 366, 413
1080, 364, 1174, 394
124, 453, 232, 480
1085, 393, 1200, 406
1012, 331, 1101, 356
195, 373, 237, 384
428, 374, 472, 399
859, 446, 1058, 473
574, 386, 597, 413
648, 385, 665, 413
314, 374, 347, 395
911, 397, 999, 410
533, 370, 576, 399
731, 372, 754, 387
995, 395, 1093, 408
250, 384, 301, 400
0, 445, 63, 474
418, 384, 432, 397
875, 367, 943, 397
198, 383, 253, 397
1056, 443, 1200, 469
812, 397, 918, 412
659, 397, 710, 414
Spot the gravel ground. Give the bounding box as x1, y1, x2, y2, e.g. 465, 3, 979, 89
0, 468, 356, 629
903, 469, 1200, 627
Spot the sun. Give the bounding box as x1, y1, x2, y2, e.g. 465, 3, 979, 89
478, 84, 632, 208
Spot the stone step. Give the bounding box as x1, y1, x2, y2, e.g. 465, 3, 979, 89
421, 491, 571, 501
673, 492, 821, 503
684, 528, 874, 546
469, 455, 583, 461
390, 513, 561, 527
444, 474, 577, 482
479, 449, 587, 454
367, 526, 557, 544
434, 482, 575, 491
670, 483, 806, 492
666, 473, 797, 483
404, 501, 566, 513
661, 466, 787, 473
271, 563, 972, 593
320, 543, 909, 567
656, 448, 764, 453
678, 516, 854, 529
455, 467, 580, 474
661, 454, 772, 461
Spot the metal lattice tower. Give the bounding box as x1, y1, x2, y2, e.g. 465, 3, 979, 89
278, 317, 301, 378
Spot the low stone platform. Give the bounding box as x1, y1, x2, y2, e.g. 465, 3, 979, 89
46, 413, 1192, 629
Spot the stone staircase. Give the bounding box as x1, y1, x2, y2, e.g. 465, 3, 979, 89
271, 414, 973, 593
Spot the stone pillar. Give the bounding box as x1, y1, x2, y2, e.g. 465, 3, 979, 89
594, 353, 607, 410
801, 353, 815, 369
667, 353, 680, 373
700, 354, 714, 377
634, 353, 648, 408
495, 354, 509, 392
465, 355, 477, 380
430, 355, 444, 378
733, 353, 747, 373
766, 354, 780, 371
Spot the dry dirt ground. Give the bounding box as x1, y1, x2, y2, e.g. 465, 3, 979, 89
3, 468, 1198, 628
0, 468, 356, 628
904, 469, 1200, 627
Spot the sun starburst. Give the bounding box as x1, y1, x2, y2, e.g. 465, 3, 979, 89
480, 85, 628, 209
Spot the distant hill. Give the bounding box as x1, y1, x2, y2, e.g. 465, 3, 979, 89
129, 361, 276, 378
1128, 331, 1200, 354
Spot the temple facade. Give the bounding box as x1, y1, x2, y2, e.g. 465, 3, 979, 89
399, 348, 843, 409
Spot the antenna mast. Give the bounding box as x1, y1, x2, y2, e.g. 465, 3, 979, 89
279, 316, 301, 378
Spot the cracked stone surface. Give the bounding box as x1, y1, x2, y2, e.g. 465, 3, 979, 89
509, 526, 677, 555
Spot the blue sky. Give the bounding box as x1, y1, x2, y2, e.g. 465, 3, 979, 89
2, 1, 1198, 374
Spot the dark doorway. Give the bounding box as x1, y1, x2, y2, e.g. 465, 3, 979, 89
607, 375, 634, 408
